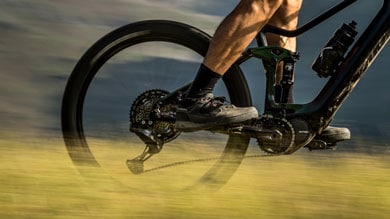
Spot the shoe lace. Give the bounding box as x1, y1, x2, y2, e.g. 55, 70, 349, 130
201, 96, 232, 110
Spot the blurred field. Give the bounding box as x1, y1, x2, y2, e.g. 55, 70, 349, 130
0, 133, 389, 219
1, 1, 389, 218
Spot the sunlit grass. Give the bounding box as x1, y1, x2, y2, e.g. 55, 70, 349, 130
0, 133, 389, 218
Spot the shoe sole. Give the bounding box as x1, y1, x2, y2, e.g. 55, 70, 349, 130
176, 109, 258, 132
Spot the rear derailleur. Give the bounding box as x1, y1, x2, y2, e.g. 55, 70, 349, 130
127, 89, 181, 174
126, 129, 164, 174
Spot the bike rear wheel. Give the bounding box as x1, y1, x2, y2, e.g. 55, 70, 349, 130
61, 20, 253, 190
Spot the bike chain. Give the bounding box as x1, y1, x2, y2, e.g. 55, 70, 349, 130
135, 154, 278, 174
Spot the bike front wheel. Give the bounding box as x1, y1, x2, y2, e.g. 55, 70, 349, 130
61, 20, 253, 191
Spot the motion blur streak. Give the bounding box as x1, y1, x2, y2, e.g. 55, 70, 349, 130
0, 1, 389, 218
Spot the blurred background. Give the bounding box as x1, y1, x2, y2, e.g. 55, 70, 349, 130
0, 0, 389, 152
0, 1, 389, 218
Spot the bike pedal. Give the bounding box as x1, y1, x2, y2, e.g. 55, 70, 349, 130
228, 126, 257, 136
228, 125, 278, 140
305, 139, 336, 151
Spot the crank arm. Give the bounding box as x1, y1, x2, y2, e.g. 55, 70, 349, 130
228, 126, 282, 143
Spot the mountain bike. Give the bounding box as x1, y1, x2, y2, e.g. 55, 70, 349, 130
61, 0, 389, 190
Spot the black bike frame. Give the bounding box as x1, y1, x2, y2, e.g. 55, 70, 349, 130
254, 0, 390, 133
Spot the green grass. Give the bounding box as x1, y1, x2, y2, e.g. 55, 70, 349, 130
0, 134, 389, 219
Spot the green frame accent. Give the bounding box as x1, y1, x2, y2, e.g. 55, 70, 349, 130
248, 46, 304, 115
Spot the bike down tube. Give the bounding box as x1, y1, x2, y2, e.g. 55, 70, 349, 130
299, 1, 390, 131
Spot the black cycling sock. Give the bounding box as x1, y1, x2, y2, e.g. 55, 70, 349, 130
186, 64, 222, 98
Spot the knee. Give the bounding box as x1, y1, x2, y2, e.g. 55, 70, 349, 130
268, 0, 302, 28
283, 0, 303, 12
238, 0, 284, 15
253, 0, 284, 11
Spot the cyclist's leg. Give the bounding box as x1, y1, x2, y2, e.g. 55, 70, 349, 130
177, 0, 284, 130
203, 0, 284, 75
186, 0, 284, 98
266, 0, 302, 85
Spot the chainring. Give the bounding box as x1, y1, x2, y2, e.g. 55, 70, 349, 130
257, 115, 295, 154
130, 89, 180, 143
